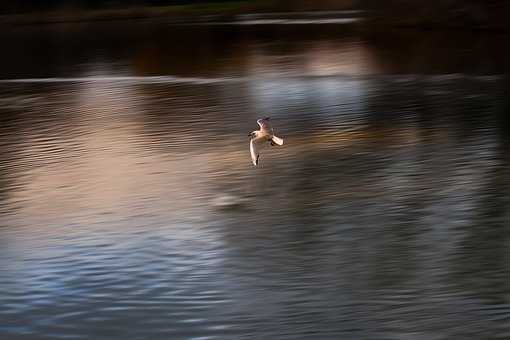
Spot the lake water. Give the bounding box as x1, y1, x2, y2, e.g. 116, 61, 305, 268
1, 18, 510, 339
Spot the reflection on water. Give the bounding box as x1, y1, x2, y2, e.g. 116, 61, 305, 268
1, 20, 510, 339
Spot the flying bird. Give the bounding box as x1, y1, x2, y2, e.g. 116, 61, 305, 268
248, 117, 284, 166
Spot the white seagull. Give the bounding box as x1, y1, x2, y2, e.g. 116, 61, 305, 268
248, 117, 284, 166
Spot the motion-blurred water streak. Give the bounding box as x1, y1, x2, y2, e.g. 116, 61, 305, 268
0, 19, 509, 340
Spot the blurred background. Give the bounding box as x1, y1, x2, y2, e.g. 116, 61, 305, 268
1, 1, 510, 339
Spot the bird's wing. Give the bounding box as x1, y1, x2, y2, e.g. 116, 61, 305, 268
257, 118, 272, 133
271, 135, 284, 146
250, 137, 265, 166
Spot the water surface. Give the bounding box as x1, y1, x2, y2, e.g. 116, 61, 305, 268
1, 20, 510, 339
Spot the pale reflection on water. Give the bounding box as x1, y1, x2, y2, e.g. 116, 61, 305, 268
1, 21, 510, 339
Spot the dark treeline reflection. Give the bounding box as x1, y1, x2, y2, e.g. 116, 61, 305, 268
363, 0, 510, 31
1, 20, 510, 339
0, 22, 509, 79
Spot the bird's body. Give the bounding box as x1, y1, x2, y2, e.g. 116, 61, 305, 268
249, 117, 284, 166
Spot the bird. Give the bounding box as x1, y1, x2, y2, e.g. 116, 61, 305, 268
248, 117, 284, 166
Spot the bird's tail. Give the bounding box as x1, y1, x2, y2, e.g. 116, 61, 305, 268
271, 136, 284, 146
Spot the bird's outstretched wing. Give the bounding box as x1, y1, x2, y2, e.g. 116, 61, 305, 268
257, 118, 272, 133
250, 137, 265, 166
271, 135, 284, 146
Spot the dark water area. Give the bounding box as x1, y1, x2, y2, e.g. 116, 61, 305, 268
1, 20, 510, 339
0, 20, 509, 78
